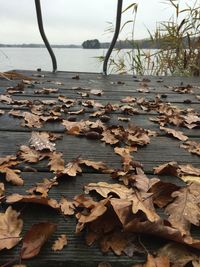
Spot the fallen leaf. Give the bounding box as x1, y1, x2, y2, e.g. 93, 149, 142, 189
22, 112, 42, 128
121, 96, 136, 103
133, 254, 170, 267
160, 126, 188, 141
0, 155, 23, 185
29, 132, 56, 151
0, 206, 23, 250
154, 162, 179, 176
52, 234, 67, 251
27, 177, 58, 197
59, 196, 75, 215
62, 159, 82, 177
0, 182, 5, 196
165, 183, 200, 235
101, 130, 119, 145
158, 243, 196, 267
180, 141, 200, 156
6, 194, 60, 210
48, 152, 65, 173
21, 222, 56, 259
18, 145, 48, 163
90, 89, 103, 96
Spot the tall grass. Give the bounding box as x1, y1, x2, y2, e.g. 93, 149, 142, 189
105, 0, 200, 76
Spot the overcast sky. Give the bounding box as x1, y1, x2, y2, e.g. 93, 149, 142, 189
0, 0, 197, 45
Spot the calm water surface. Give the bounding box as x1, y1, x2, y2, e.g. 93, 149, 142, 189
0, 47, 108, 73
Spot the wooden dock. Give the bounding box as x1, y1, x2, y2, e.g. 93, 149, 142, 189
0, 70, 199, 266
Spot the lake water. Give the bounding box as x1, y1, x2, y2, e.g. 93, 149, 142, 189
0, 47, 113, 73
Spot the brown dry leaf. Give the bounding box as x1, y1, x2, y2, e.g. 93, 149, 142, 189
153, 162, 179, 176
100, 231, 139, 256
160, 126, 188, 141
48, 152, 65, 173
178, 164, 200, 176
150, 181, 180, 208
0, 94, 13, 104
6, 194, 60, 210
121, 96, 136, 103
18, 145, 49, 163
133, 254, 170, 267
165, 183, 200, 235
158, 243, 196, 267
0, 182, 5, 196
180, 175, 200, 184
22, 112, 42, 128
0, 109, 5, 115
196, 95, 200, 101
0, 206, 23, 250
62, 159, 82, 177
101, 130, 119, 145
118, 116, 130, 122
85, 182, 134, 199
180, 141, 200, 156
62, 120, 88, 135
27, 177, 58, 197
90, 89, 103, 96
52, 234, 67, 251
125, 218, 200, 251
0, 155, 23, 185
127, 125, 150, 146
59, 196, 75, 215
29, 132, 56, 152
68, 108, 85, 115
34, 88, 58, 94
76, 198, 109, 233
114, 146, 136, 172
21, 222, 57, 259
183, 113, 200, 125
79, 159, 111, 173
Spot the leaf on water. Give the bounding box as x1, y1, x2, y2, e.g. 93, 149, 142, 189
0, 155, 23, 185
29, 132, 56, 152
0, 206, 23, 250
52, 234, 67, 251
160, 126, 188, 141
21, 222, 57, 259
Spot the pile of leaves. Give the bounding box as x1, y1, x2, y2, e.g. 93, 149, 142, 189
0, 73, 200, 266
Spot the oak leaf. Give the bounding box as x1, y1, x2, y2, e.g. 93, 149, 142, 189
48, 152, 65, 173
6, 194, 60, 210
21, 222, 56, 259
27, 177, 58, 197
62, 159, 82, 177
59, 196, 75, 215
0, 155, 23, 185
154, 162, 179, 176
52, 234, 67, 251
18, 145, 48, 163
0, 206, 23, 250
101, 130, 119, 145
134, 254, 170, 267
160, 126, 188, 141
29, 132, 56, 152
22, 112, 42, 128
165, 183, 200, 235
0, 182, 5, 196
180, 141, 200, 156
